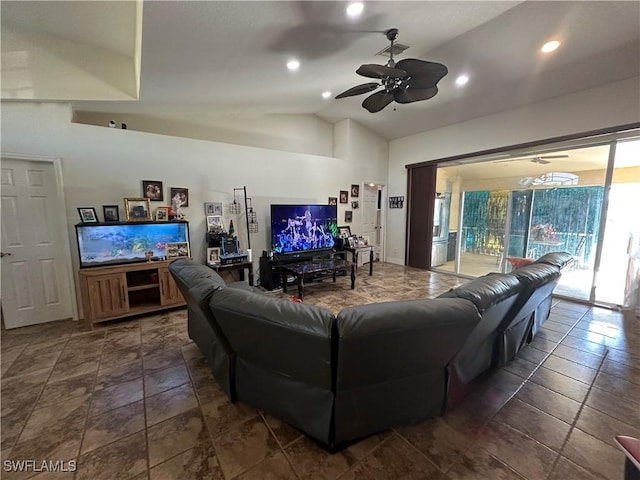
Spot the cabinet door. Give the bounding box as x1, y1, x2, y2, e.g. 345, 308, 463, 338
159, 267, 184, 306
86, 273, 129, 320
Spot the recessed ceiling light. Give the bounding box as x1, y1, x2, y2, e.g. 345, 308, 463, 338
541, 40, 560, 53
287, 59, 300, 71
321, 91, 332, 99
346, 2, 364, 17
455, 75, 469, 86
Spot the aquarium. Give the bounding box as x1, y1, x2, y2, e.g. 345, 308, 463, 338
75, 221, 190, 268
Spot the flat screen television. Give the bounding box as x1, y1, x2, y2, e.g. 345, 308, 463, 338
271, 204, 338, 254
75, 220, 190, 268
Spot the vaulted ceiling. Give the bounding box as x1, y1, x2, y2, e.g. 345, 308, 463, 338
2, 1, 639, 140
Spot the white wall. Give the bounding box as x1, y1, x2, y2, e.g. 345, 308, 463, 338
1, 103, 389, 316
333, 119, 389, 235
386, 77, 640, 265
73, 111, 335, 157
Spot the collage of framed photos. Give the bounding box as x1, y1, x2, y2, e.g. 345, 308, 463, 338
330, 184, 361, 223
204, 202, 224, 234
337, 226, 369, 249
76, 180, 191, 224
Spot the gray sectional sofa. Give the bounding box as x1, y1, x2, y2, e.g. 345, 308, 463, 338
169, 252, 573, 450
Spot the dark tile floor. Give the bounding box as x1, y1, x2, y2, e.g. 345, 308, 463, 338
1, 263, 638, 479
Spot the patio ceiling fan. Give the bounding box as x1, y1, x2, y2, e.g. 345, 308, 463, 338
494, 155, 569, 165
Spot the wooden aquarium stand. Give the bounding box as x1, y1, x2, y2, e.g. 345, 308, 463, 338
78, 259, 185, 324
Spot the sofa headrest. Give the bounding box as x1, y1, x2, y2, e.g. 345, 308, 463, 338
169, 258, 227, 289
534, 252, 574, 270
511, 263, 560, 285
437, 273, 521, 313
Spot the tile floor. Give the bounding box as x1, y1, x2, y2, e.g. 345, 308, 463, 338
1, 263, 639, 479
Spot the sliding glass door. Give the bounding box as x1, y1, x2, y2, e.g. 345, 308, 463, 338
594, 139, 640, 307
433, 139, 640, 308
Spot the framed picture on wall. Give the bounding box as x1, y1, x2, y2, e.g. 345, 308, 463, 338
351, 184, 360, 197
77, 207, 98, 223
204, 202, 223, 215
142, 180, 163, 201
351, 201, 359, 209
102, 205, 119, 222
124, 197, 152, 221
155, 206, 170, 221
345, 210, 352, 222
206, 215, 224, 233
170, 187, 189, 207
328, 197, 337, 206
339, 191, 348, 204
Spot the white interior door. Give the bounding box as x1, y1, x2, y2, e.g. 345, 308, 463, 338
362, 184, 380, 261
1, 158, 74, 328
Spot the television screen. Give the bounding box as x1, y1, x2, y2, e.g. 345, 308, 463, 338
271, 204, 338, 254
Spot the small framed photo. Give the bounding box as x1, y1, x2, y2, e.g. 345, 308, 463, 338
102, 205, 119, 223
345, 210, 353, 222
155, 206, 170, 221
124, 197, 152, 221
204, 202, 223, 215
170, 187, 189, 207
351, 201, 359, 209
348, 236, 356, 248
328, 197, 337, 206
206, 215, 224, 233
339, 191, 348, 204
206, 247, 221, 266
142, 180, 163, 201
351, 184, 360, 198
338, 226, 351, 239
77, 207, 98, 223
166, 242, 190, 258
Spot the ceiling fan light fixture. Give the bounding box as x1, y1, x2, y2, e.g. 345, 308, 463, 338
541, 40, 561, 53
321, 91, 332, 99
286, 59, 300, 71
346, 2, 364, 17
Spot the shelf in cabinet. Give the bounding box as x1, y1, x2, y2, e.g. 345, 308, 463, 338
128, 283, 160, 292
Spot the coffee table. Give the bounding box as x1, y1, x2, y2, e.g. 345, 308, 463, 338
282, 258, 355, 300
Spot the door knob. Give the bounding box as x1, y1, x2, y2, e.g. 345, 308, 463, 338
0, 252, 11, 257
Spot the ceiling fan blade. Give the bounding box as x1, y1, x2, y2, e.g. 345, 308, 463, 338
395, 59, 448, 88
393, 86, 439, 104
362, 90, 394, 113
356, 64, 407, 79
335, 83, 380, 99
532, 158, 552, 165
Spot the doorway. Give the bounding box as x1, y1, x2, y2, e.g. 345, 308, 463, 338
362, 183, 384, 262
1, 156, 77, 328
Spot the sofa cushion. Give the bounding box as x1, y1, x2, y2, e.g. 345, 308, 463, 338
511, 263, 560, 285
534, 252, 574, 270
437, 273, 521, 313
210, 288, 336, 389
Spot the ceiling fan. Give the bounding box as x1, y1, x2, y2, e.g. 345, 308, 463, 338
334, 28, 448, 113
493, 155, 569, 165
